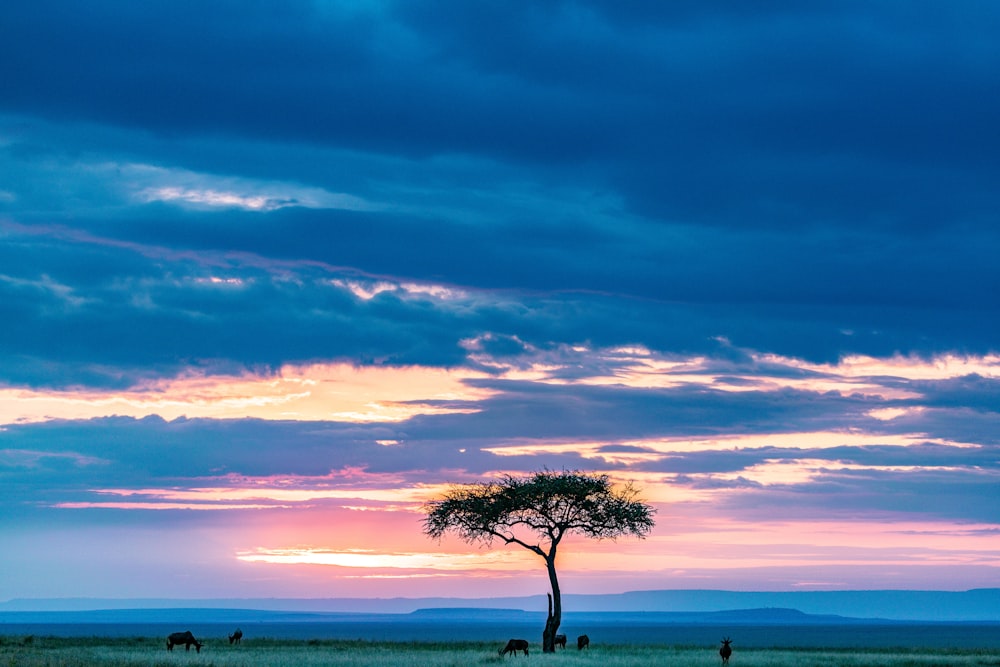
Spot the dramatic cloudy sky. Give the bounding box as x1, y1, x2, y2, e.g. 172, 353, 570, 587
1, 1, 998, 601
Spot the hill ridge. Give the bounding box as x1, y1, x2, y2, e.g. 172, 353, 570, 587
1, 589, 997, 621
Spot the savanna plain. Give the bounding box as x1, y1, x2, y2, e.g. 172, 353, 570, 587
2, 636, 998, 667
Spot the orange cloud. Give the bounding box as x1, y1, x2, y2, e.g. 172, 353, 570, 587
0, 362, 496, 425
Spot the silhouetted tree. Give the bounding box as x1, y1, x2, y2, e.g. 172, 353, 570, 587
423, 470, 655, 652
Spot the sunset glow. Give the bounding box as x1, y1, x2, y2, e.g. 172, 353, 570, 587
236, 547, 535, 572
0, 363, 496, 425
2, 1, 998, 605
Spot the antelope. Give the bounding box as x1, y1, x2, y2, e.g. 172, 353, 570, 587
720, 637, 733, 665
166, 631, 203, 653
499, 638, 529, 657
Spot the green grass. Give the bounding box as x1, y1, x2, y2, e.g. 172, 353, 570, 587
1, 636, 998, 667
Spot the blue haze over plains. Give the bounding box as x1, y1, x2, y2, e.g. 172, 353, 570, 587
0, 1, 998, 600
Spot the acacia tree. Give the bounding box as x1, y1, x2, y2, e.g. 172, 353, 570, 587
422, 470, 655, 652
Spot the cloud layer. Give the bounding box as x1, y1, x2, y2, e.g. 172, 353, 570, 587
1, 1, 998, 599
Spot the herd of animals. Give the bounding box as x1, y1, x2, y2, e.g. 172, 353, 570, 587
498, 633, 587, 656
164, 627, 734, 663
164, 628, 242, 653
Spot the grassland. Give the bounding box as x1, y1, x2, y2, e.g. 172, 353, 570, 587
3, 635, 999, 667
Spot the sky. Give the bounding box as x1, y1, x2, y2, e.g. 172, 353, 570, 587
1, 1, 999, 602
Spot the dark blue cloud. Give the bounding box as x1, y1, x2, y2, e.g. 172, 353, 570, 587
711, 466, 1000, 525
3, 198, 997, 390
1, 0, 997, 380
908, 375, 1000, 413
1, 1, 999, 590
3, 2, 998, 219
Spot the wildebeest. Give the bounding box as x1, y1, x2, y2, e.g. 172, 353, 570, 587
554, 633, 567, 648
166, 630, 203, 653
229, 628, 243, 645
720, 637, 733, 665
577, 634, 590, 650
498, 638, 529, 657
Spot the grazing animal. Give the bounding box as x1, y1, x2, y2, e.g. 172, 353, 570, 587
498, 638, 530, 657
229, 628, 243, 645
554, 633, 567, 649
577, 634, 590, 650
720, 637, 733, 665
166, 631, 203, 653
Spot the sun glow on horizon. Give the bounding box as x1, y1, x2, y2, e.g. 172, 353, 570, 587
236, 547, 535, 571
227, 512, 1000, 583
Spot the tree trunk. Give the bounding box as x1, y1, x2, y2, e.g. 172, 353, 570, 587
541, 556, 561, 652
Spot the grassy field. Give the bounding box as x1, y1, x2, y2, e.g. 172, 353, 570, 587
1, 635, 998, 667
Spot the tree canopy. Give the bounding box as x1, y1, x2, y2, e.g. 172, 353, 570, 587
422, 469, 656, 651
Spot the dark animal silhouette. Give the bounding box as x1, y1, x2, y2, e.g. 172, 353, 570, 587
229, 628, 243, 645
720, 637, 733, 665
166, 631, 203, 653
554, 633, 567, 648
577, 634, 590, 650
499, 638, 529, 657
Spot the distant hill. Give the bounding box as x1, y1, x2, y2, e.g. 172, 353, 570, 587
1, 589, 997, 621
407, 606, 858, 624
0, 606, 872, 626
563, 589, 1000, 621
